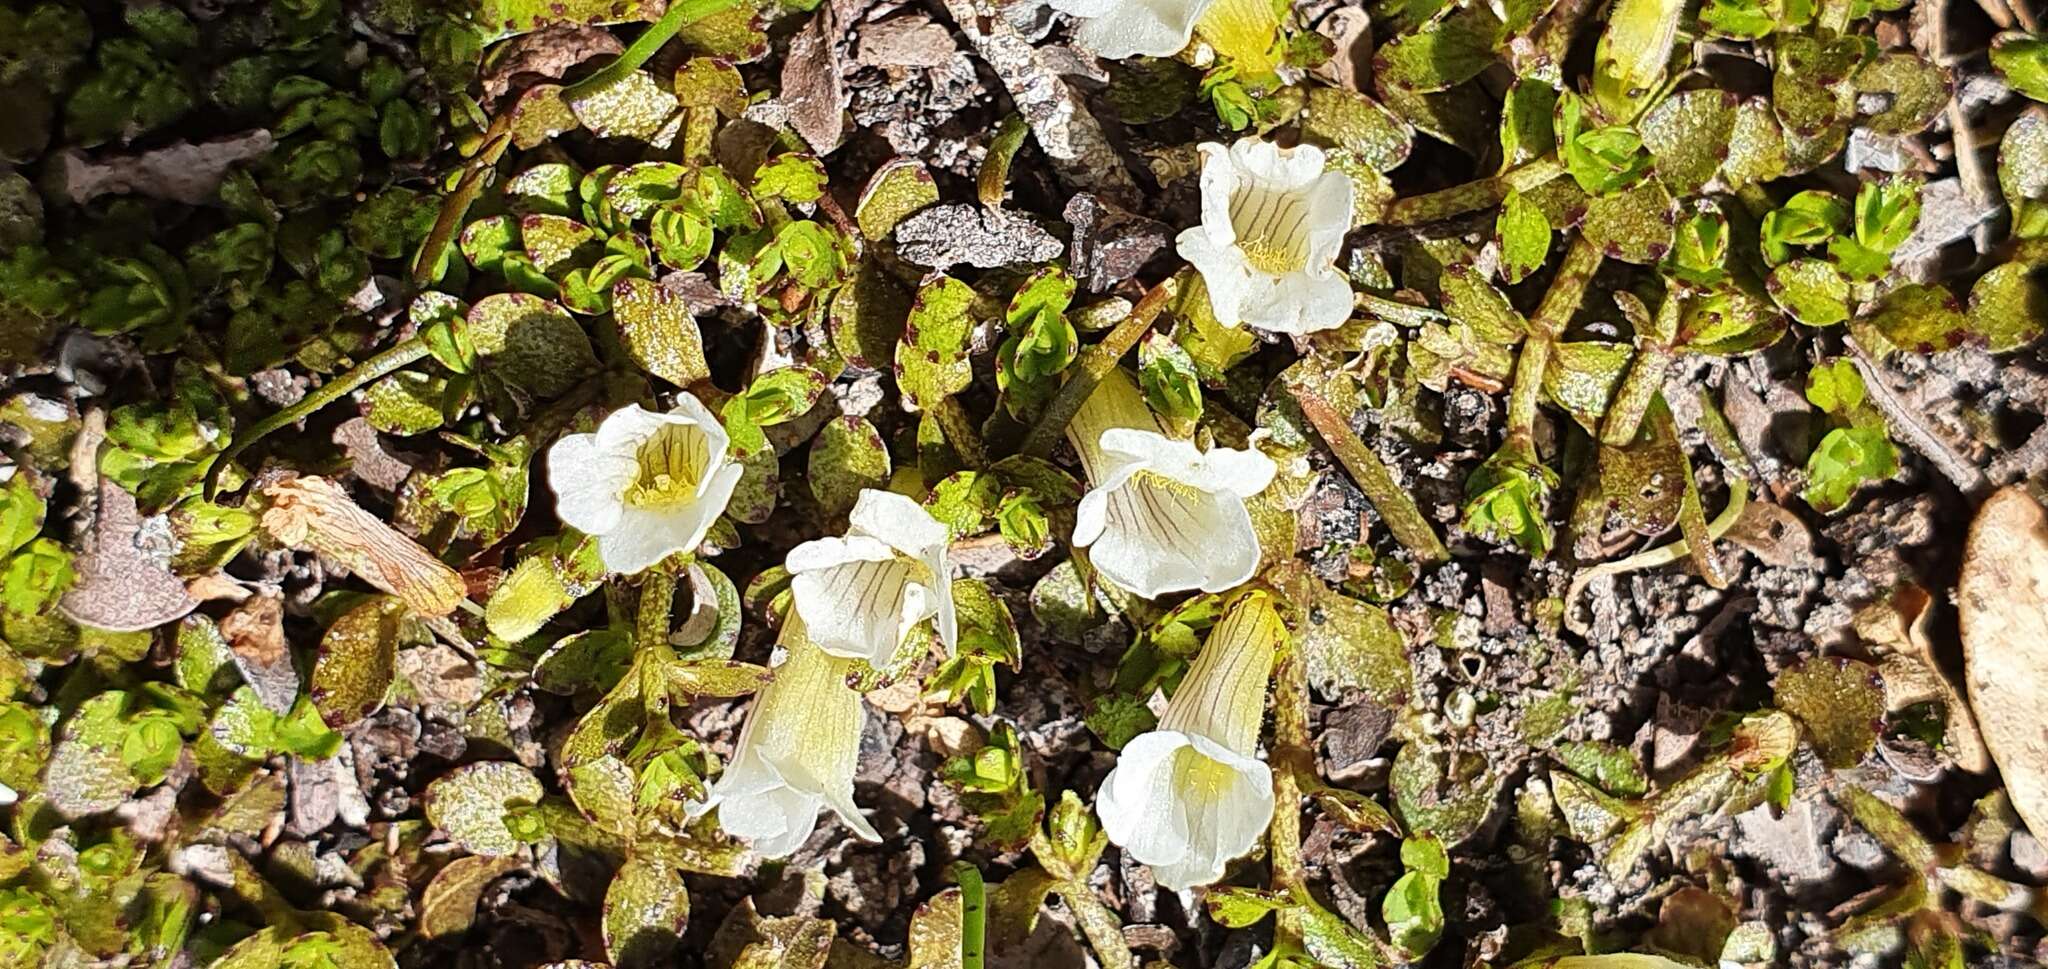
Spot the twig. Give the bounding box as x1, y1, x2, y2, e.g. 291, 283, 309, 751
1285, 378, 1450, 566
411, 110, 513, 286
1508, 233, 1602, 450
1845, 337, 1992, 500
203, 337, 433, 499
1019, 276, 1176, 458
933, 396, 988, 469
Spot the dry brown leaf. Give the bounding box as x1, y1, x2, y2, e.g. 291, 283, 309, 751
58, 478, 198, 632
219, 594, 299, 714
1958, 486, 2048, 836
59, 132, 275, 206
260, 475, 466, 617
1856, 584, 1991, 773
780, 6, 845, 154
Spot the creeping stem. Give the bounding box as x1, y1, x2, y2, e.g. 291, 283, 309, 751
1020, 276, 1177, 459
1268, 635, 1311, 952
1285, 378, 1450, 566
203, 337, 433, 499
1598, 344, 1671, 446
1507, 233, 1603, 451
1383, 157, 1565, 227
562, 0, 745, 101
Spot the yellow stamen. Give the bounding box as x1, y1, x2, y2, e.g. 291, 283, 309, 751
1236, 238, 1302, 275
625, 425, 708, 508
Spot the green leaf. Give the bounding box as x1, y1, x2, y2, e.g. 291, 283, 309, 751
613, 277, 710, 386
752, 153, 828, 204
1206, 887, 1291, 928
1496, 190, 1552, 285
1137, 333, 1203, 426
1775, 656, 1886, 768
856, 158, 939, 242
1767, 258, 1851, 326
566, 70, 679, 143
1374, 6, 1504, 93
1383, 868, 1444, 958
1804, 359, 1866, 416
426, 761, 548, 857
1992, 32, 2048, 103
896, 276, 976, 410
1301, 87, 1415, 172
1967, 261, 2048, 352
1582, 176, 1677, 264
1802, 425, 1896, 514
1864, 283, 1969, 354
310, 595, 408, 729
1639, 89, 1740, 197
808, 417, 891, 519
1854, 52, 1950, 135
466, 293, 600, 399
604, 853, 690, 968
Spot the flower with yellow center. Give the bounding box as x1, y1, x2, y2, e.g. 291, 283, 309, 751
1046, 0, 1282, 71
693, 615, 881, 858
546, 397, 744, 575
1177, 138, 1357, 335
1097, 591, 1284, 890
788, 488, 956, 668
1068, 369, 1275, 599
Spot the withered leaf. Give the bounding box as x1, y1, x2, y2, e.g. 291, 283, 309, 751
1958, 487, 2048, 837
220, 594, 299, 715
260, 475, 467, 617
894, 204, 1064, 271
780, 6, 845, 154
59, 478, 198, 632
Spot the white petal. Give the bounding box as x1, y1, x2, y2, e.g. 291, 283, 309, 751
1195, 143, 1239, 246
1301, 171, 1358, 266
1097, 731, 1197, 866
791, 554, 921, 663
788, 534, 895, 574
1228, 138, 1327, 193
1091, 476, 1261, 597
689, 460, 745, 543
721, 784, 824, 859
547, 432, 631, 535
1073, 486, 1112, 548
1177, 226, 1253, 328
1194, 446, 1279, 498
1071, 0, 1212, 58
928, 550, 959, 656
594, 507, 689, 574
1047, 0, 1117, 18
1236, 266, 1355, 335
847, 488, 949, 557
668, 392, 735, 470
592, 402, 668, 450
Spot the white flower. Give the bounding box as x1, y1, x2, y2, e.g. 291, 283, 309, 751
1067, 369, 1276, 599
787, 489, 956, 668
0, 780, 14, 807
1177, 138, 1357, 335
546, 397, 744, 575
1047, 0, 1216, 59
1098, 591, 1284, 890
694, 616, 880, 858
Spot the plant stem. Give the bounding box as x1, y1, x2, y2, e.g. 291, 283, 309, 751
203, 337, 433, 499
932, 395, 988, 468
411, 110, 514, 286
1509, 233, 1603, 450
1269, 637, 1311, 951
1285, 379, 1449, 566
636, 568, 676, 653
1020, 275, 1177, 458
1383, 157, 1564, 227
562, 0, 743, 102
952, 862, 988, 969
1598, 344, 1670, 446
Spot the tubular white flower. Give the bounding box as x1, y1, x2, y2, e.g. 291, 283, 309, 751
545, 396, 744, 575
787, 488, 957, 667
1176, 138, 1357, 335
694, 616, 880, 858
1098, 591, 1284, 890
1047, 0, 1216, 59
1067, 369, 1275, 599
